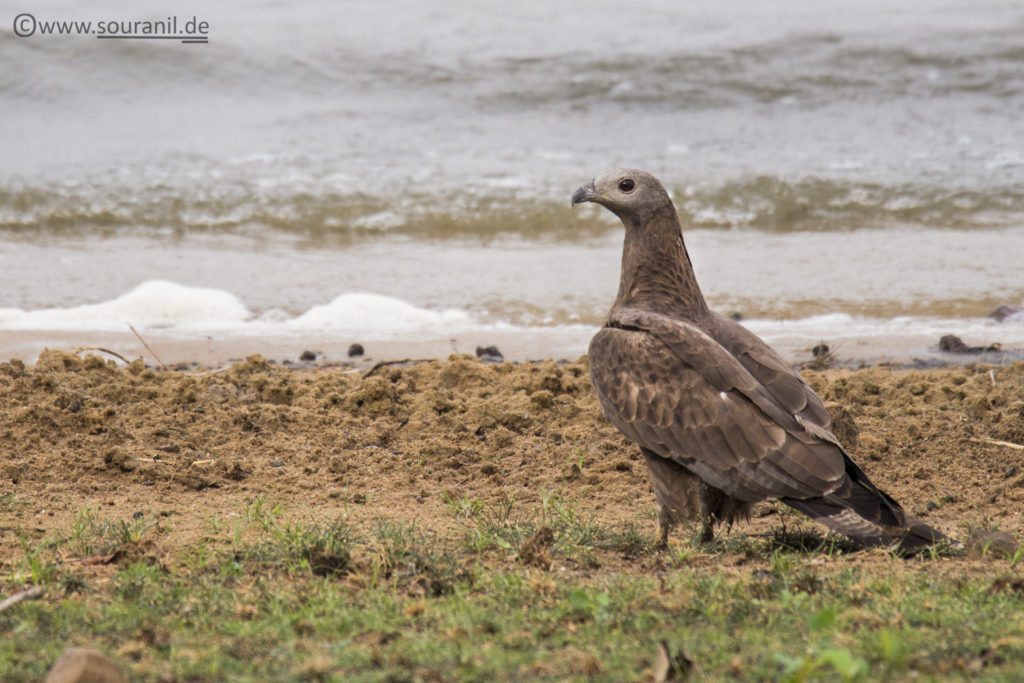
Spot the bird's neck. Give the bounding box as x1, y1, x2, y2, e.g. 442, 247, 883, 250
610, 213, 709, 321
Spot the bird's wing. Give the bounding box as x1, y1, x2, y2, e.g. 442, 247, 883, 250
588, 307, 847, 502
707, 312, 833, 431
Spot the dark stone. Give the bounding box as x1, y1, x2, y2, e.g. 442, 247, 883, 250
475, 345, 504, 363
988, 304, 1024, 322
939, 335, 1002, 355
299, 350, 317, 362
347, 344, 364, 358
939, 335, 971, 354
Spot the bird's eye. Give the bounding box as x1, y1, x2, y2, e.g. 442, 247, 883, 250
618, 179, 635, 193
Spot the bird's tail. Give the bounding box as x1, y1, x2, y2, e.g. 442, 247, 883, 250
781, 456, 947, 556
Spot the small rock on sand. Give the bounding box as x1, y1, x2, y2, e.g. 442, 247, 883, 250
988, 304, 1023, 323
475, 345, 503, 363
347, 344, 365, 358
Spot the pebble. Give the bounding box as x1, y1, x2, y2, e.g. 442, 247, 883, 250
347, 344, 364, 358
475, 345, 504, 363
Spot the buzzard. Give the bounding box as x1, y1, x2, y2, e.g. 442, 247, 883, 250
573, 169, 945, 554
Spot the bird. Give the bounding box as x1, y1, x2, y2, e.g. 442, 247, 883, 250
572, 168, 946, 554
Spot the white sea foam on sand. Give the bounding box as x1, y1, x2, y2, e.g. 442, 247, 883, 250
0, 281, 252, 332
2, 280, 1023, 368
0, 281, 476, 335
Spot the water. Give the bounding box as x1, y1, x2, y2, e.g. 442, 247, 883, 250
3, 0, 1024, 363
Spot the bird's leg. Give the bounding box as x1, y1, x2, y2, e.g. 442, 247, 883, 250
656, 502, 671, 549
698, 485, 716, 543
699, 516, 715, 544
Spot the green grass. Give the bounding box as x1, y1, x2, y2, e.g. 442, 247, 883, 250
3, 501, 1024, 681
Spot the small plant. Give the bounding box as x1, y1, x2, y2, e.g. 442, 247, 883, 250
456, 496, 526, 554
64, 508, 157, 557
370, 519, 463, 595
566, 588, 612, 625
245, 496, 283, 530
237, 517, 359, 577
1011, 543, 1024, 569
14, 531, 57, 585
441, 490, 485, 519
0, 491, 23, 511
773, 607, 870, 682
541, 491, 601, 548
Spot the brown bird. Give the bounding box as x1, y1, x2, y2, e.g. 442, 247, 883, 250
573, 168, 946, 554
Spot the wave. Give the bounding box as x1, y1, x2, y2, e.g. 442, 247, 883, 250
5, 16, 1022, 109
2, 171, 1021, 239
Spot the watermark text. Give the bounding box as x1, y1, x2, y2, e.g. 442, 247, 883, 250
13, 14, 209, 44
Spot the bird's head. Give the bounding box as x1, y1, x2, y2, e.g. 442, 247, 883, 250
571, 168, 674, 225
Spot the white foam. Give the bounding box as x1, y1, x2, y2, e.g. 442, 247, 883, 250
285, 293, 471, 331
0, 282, 476, 336
0, 280, 251, 332
742, 313, 1024, 346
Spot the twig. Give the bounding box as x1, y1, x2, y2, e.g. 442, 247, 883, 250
73, 347, 132, 365
362, 358, 434, 379
990, 369, 996, 387
188, 364, 235, 377
0, 586, 44, 613
128, 323, 168, 371
970, 437, 1024, 451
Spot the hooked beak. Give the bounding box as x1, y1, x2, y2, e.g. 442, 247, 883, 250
571, 180, 599, 207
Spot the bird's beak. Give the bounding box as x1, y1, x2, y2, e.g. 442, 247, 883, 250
571, 181, 599, 207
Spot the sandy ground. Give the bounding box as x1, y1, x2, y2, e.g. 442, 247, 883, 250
2, 348, 1023, 573
1, 326, 1022, 372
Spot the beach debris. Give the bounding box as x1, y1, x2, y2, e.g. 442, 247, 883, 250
299, 350, 317, 362
475, 345, 504, 363
73, 347, 131, 365
938, 335, 1001, 354
0, 585, 44, 614
987, 304, 1024, 322
45, 647, 126, 683
970, 437, 1024, 451
347, 343, 365, 358
809, 341, 836, 369
361, 358, 434, 379
128, 323, 168, 371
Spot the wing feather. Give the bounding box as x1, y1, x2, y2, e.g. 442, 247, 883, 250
589, 309, 846, 503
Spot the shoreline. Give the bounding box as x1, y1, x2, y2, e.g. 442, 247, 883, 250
1, 326, 1022, 370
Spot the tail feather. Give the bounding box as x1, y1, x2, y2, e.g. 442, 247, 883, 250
782, 457, 947, 555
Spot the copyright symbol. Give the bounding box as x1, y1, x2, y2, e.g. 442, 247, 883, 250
13, 13, 36, 37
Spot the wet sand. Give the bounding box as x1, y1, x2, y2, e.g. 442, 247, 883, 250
2, 349, 1023, 572
1, 326, 1021, 371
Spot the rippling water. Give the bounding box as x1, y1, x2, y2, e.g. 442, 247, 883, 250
2, 0, 1023, 360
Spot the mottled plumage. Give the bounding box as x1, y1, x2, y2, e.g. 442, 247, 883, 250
573, 169, 945, 553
